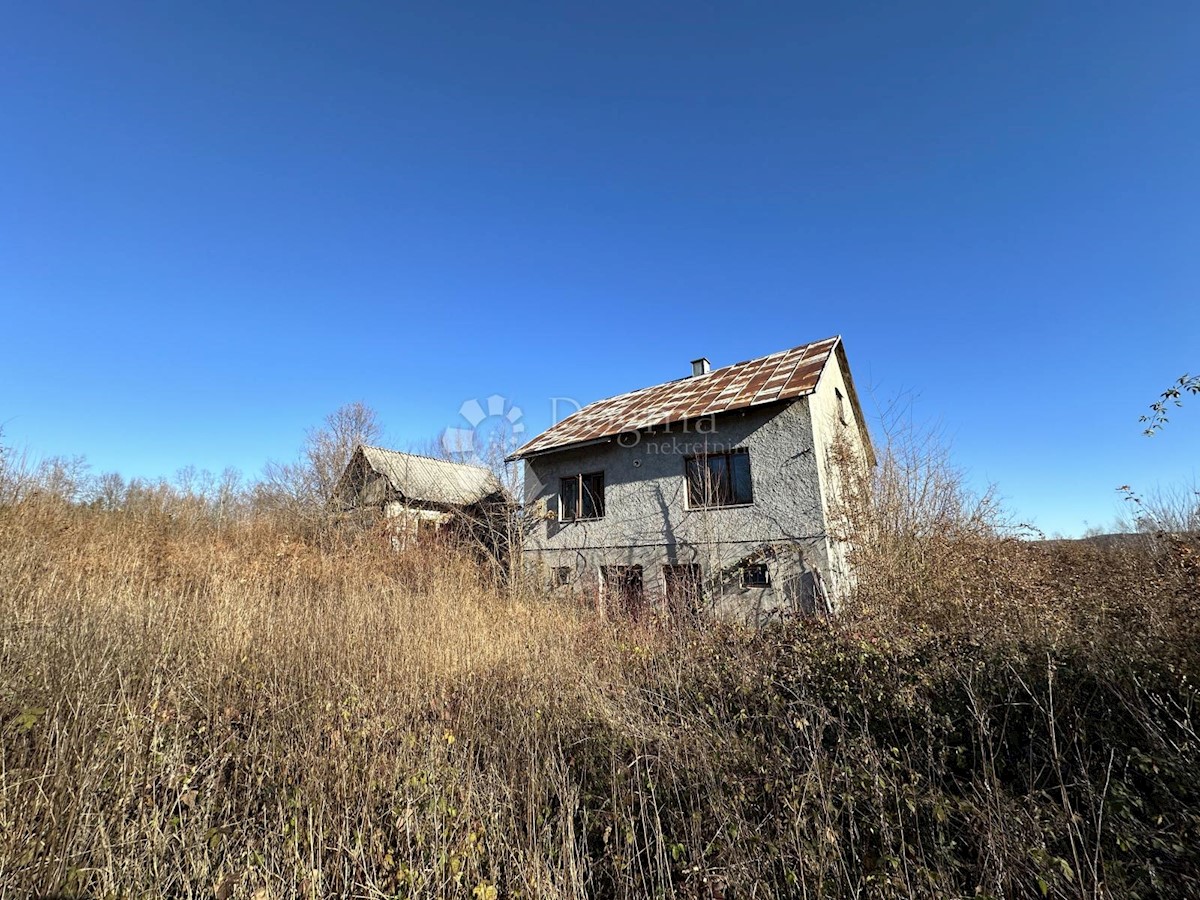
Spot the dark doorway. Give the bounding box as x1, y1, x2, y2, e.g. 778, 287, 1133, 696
602, 565, 645, 619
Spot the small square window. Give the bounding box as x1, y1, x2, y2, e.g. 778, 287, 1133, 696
743, 563, 770, 587
551, 566, 571, 587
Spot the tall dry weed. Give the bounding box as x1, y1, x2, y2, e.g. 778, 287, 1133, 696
2, 448, 1199, 898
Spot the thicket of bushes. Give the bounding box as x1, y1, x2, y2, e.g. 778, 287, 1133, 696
1, 431, 1198, 897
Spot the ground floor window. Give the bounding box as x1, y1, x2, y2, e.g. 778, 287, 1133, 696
601, 565, 645, 617
551, 566, 571, 587
742, 563, 770, 587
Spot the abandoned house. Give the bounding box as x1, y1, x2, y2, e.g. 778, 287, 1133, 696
333, 445, 510, 549
507, 335, 874, 623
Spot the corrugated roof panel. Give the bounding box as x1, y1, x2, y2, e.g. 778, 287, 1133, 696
358, 446, 504, 506
509, 335, 840, 459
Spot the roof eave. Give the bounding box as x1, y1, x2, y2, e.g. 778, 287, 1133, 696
506, 397, 809, 462
506, 434, 617, 463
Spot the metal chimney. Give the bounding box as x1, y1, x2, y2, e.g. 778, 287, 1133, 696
691, 357, 710, 377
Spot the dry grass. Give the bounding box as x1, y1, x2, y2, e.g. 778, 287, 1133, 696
2, 450, 1199, 897
829, 424, 1200, 658
0, 499, 666, 897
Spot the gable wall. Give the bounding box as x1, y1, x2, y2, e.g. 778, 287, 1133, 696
806, 347, 872, 605
334, 452, 394, 509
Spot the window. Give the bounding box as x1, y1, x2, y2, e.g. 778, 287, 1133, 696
685, 449, 752, 508
559, 472, 605, 520
835, 387, 848, 426
551, 566, 571, 587
743, 563, 770, 587
602, 565, 645, 617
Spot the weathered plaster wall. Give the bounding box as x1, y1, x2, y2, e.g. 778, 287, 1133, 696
807, 347, 873, 606
521, 397, 835, 623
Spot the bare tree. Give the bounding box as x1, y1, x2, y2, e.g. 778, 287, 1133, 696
36, 455, 91, 503
308, 402, 383, 502
0, 426, 8, 500
90, 472, 127, 511
260, 402, 383, 520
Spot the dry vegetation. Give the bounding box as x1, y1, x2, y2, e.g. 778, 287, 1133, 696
2, 429, 1199, 898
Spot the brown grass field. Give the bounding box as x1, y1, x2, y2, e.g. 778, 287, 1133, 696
2, 460, 1199, 897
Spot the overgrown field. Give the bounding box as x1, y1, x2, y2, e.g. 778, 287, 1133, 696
2, 496, 1198, 898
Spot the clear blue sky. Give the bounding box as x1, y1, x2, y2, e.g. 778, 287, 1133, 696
2, 2, 1197, 535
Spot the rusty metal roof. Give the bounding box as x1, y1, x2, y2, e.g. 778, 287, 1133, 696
509, 335, 842, 460
356, 445, 505, 506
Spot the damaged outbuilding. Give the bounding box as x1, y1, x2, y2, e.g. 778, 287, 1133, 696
332, 445, 511, 552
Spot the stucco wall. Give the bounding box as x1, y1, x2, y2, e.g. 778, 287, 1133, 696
806, 347, 873, 607
520, 397, 836, 623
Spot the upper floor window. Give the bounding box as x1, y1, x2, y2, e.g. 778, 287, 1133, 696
685, 449, 752, 508
835, 387, 849, 426
560, 472, 605, 520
